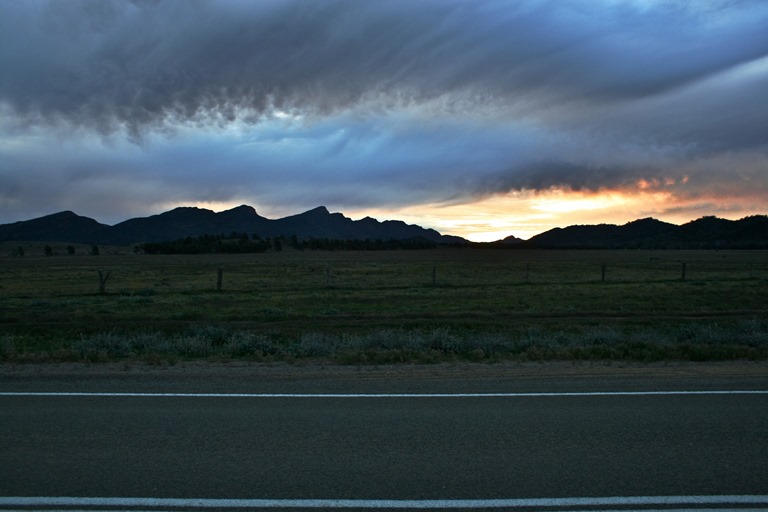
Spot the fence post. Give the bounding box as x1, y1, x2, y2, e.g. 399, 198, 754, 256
98, 270, 110, 294
680, 262, 686, 281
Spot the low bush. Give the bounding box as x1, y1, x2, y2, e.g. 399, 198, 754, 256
8, 318, 755, 364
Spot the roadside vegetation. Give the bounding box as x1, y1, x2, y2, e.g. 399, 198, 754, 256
1, 245, 767, 364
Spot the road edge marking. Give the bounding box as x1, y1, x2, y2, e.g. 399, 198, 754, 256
1, 390, 767, 398
2, 495, 768, 509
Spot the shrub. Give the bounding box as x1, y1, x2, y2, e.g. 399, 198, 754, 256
0, 336, 16, 360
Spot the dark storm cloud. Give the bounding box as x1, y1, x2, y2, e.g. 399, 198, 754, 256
3, 0, 767, 138
478, 161, 641, 194
1, 0, 767, 225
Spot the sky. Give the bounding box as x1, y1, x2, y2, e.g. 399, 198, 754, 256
1, 0, 767, 242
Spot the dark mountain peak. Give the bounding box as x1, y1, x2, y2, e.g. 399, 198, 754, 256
738, 215, 768, 229
126, 206, 218, 225
217, 204, 264, 221
501, 234, 524, 244
289, 206, 349, 222
676, 215, 768, 247
35, 210, 102, 225
221, 204, 258, 215
31, 210, 98, 224
621, 217, 676, 237
303, 206, 331, 216
685, 215, 732, 227
162, 206, 215, 216
0, 210, 110, 243
680, 215, 733, 235
358, 216, 381, 227
624, 217, 672, 227
47, 210, 78, 219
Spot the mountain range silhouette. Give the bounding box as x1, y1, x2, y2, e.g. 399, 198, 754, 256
1, 206, 767, 249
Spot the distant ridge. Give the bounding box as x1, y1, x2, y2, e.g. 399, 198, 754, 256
0, 205, 466, 245
520, 215, 768, 249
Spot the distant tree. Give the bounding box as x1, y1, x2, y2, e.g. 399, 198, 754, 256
273, 237, 283, 252
12, 246, 24, 257
67, 245, 76, 255
44, 245, 53, 256
90, 244, 100, 256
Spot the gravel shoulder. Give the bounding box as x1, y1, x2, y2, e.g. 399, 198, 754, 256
2, 360, 767, 394
3, 359, 768, 378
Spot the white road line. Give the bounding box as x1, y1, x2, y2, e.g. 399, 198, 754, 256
0, 390, 767, 398
0, 510, 758, 512
0, 510, 759, 512
0, 510, 760, 512
2, 495, 768, 509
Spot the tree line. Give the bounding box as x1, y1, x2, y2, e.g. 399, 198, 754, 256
139, 233, 271, 254
137, 232, 438, 254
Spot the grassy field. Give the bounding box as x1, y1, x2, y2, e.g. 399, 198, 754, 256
2, 245, 767, 364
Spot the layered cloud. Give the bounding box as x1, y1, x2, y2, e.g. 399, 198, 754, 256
1, 0, 767, 238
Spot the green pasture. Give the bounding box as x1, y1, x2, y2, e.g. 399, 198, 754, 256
1, 246, 767, 363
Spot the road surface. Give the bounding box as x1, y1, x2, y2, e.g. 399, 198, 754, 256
1, 362, 767, 511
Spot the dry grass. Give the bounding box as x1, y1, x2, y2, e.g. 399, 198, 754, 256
1, 248, 767, 363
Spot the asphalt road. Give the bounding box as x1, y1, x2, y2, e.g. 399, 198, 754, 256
1, 363, 767, 511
